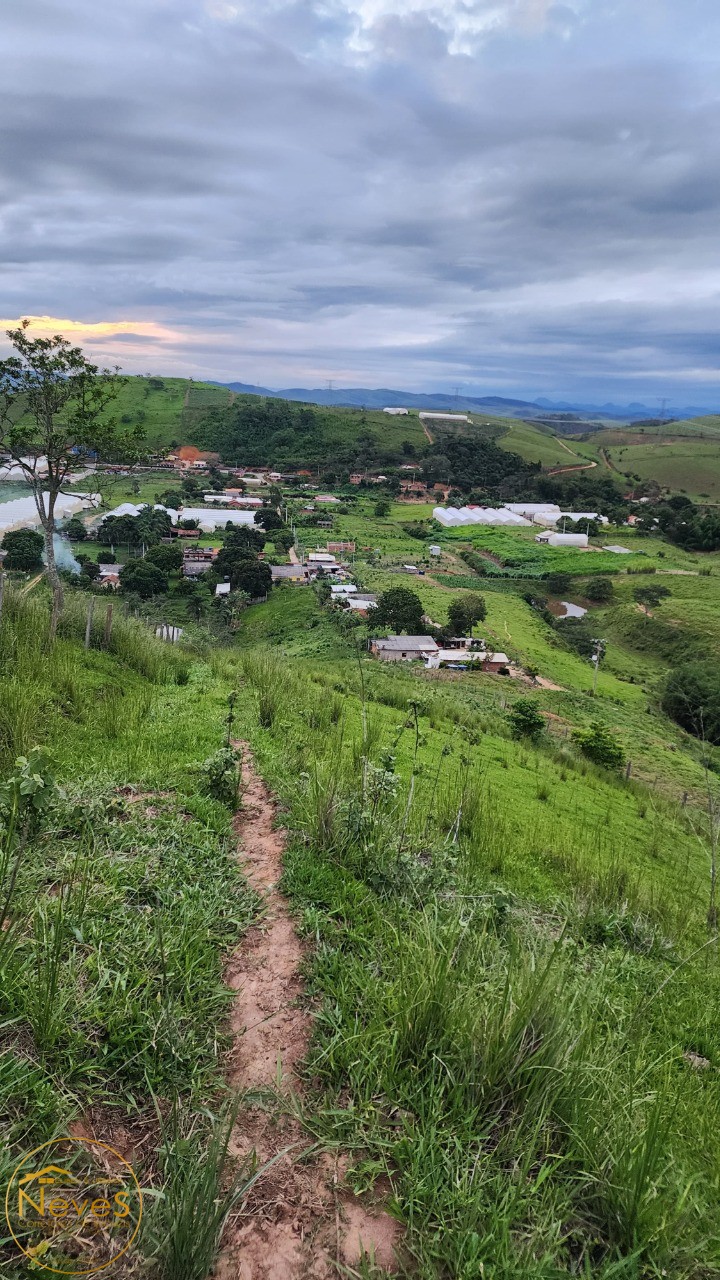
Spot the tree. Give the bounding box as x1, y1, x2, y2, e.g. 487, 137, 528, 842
2, 527, 44, 571
633, 584, 671, 610
663, 663, 720, 746
145, 543, 183, 573
585, 577, 613, 602
64, 516, 87, 542
447, 593, 487, 636
119, 560, 168, 599
509, 700, 545, 742
0, 322, 138, 635
254, 508, 283, 531
374, 500, 391, 517
572, 722, 625, 770
80, 560, 101, 582
375, 587, 424, 633
223, 524, 265, 552
272, 528, 295, 554
228, 556, 272, 598
546, 572, 571, 595
186, 583, 213, 620
156, 489, 183, 510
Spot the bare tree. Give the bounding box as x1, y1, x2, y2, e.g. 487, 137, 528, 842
0, 322, 138, 637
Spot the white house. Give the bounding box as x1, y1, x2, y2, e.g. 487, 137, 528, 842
215, 582, 232, 596
330, 583, 357, 596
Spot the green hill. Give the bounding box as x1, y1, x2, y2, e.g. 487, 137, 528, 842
587, 415, 720, 501
109, 376, 586, 472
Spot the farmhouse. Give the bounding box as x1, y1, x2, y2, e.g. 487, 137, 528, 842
182, 546, 218, 577
482, 652, 511, 673
371, 636, 440, 662
97, 564, 120, 589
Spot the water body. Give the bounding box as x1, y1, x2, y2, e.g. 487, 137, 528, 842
546, 599, 588, 619
0, 482, 30, 504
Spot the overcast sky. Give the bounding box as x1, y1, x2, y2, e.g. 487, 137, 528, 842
2, 0, 720, 403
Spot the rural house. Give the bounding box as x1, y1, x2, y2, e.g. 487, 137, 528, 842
371, 636, 440, 662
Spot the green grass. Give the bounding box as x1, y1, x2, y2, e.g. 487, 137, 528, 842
0, 586, 256, 1276
227, 639, 720, 1278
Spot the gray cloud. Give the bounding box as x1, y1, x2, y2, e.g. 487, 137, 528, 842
2, 0, 720, 401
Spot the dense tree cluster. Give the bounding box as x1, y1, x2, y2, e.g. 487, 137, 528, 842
97, 508, 172, 548
644, 500, 720, 552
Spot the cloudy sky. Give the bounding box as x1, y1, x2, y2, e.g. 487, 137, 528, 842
2, 0, 720, 403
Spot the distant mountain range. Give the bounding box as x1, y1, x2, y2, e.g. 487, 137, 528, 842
215, 382, 717, 422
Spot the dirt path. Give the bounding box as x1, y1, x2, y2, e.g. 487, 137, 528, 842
215, 746, 402, 1280
421, 421, 434, 443
546, 459, 598, 476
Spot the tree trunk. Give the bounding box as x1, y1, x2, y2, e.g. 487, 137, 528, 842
42, 518, 64, 641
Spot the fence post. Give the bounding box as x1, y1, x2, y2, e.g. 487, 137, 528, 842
0, 571, 5, 621
84, 598, 95, 650
625, 759, 632, 780
103, 603, 114, 647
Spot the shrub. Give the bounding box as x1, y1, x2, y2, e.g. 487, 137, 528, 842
586, 577, 613, 602
572, 722, 625, 770
509, 700, 545, 742
662, 662, 720, 745
197, 747, 242, 809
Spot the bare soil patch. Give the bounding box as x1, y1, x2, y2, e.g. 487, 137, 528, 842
215, 745, 402, 1279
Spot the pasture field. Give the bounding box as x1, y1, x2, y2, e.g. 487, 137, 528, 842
228, 590, 720, 1278
603, 439, 720, 500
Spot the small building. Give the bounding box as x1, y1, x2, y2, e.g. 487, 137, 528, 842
349, 473, 365, 485
371, 636, 440, 662
327, 541, 356, 554
330, 584, 357, 596
402, 564, 419, 574
270, 564, 308, 582
482, 652, 511, 673
215, 582, 231, 596
308, 552, 336, 565
429, 544, 441, 556
383, 407, 409, 415
97, 564, 120, 589
346, 594, 377, 614
182, 546, 217, 577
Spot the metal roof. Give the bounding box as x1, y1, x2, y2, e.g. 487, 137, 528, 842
375, 636, 439, 651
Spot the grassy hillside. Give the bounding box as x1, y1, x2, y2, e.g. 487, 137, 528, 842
229, 587, 720, 1277
6, 474, 720, 1275
586, 414, 720, 501
102, 376, 586, 473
